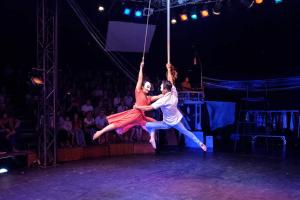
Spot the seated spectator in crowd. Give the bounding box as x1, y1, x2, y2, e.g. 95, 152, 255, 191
95, 111, 106, 130
94, 101, 104, 117
105, 101, 114, 115
124, 92, 133, 108
92, 85, 103, 100
57, 115, 72, 148
72, 113, 86, 147
113, 93, 121, 108
63, 116, 74, 146
67, 96, 81, 117
128, 126, 143, 142
116, 100, 128, 113
95, 110, 107, 143
0, 112, 20, 152
83, 111, 96, 144
81, 99, 94, 116
181, 76, 192, 91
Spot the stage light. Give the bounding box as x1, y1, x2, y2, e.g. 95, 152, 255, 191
191, 14, 198, 20
143, 8, 154, 17
31, 77, 44, 86
274, 0, 282, 4
98, 6, 104, 12
135, 10, 142, 17
171, 18, 177, 24
0, 168, 8, 174
123, 8, 131, 15
212, 9, 221, 15
255, 0, 263, 4
201, 10, 209, 17
213, 0, 224, 15
180, 14, 188, 21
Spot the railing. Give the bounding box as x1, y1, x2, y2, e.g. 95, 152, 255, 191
178, 91, 204, 105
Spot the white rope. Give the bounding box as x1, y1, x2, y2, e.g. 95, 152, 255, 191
167, 0, 171, 64
142, 0, 152, 63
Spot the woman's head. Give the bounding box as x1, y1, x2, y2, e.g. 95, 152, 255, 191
142, 80, 152, 94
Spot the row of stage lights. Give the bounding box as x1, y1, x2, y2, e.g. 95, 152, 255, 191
171, 9, 209, 24
97, 6, 145, 17
97, 0, 283, 23
123, 8, 144, 17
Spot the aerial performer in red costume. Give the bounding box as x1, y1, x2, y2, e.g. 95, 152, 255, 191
93, 62, 162, 149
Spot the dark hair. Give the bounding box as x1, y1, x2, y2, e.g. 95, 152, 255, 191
142, 79, 150, 86
142, 75, 152, 85
161, 80, 172, 92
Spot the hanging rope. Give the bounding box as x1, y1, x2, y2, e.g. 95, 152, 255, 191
66, 0, 136, 82
142, 0, 152, 63
167, 0, 171, 64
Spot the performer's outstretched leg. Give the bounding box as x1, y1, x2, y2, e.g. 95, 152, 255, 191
174, 122, 207, 152
142, 126, 156, 149
145, 122, 169, 149
149, 130, 156, 149
93, 124, 116, 140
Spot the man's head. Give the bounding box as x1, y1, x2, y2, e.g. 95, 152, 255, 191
142, 80, 152, 94
160, 80, 172, 94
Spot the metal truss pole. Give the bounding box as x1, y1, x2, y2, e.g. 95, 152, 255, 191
37, 0, 58, 167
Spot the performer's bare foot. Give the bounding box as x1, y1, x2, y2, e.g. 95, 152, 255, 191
149, 138, 156, 149
200, 142, 207, 152
93, 131, 102, 140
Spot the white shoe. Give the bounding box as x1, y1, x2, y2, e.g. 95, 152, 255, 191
149, 139, 156, 149
200, 143, 207, 152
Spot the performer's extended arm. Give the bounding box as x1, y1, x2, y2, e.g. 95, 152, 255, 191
150, 94, 164, 102
134, 104, 154, 112
166, 63, 174, 85
136, 62, 144, 91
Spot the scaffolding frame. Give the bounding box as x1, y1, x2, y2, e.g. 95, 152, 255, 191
36, 0, 58, 167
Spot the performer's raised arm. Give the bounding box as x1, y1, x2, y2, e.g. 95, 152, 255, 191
136, 62, 144, 91
166, 63, 173, 84
166, 63, 177, 85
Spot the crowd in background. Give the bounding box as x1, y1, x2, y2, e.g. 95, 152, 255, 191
0, 64, 196, 153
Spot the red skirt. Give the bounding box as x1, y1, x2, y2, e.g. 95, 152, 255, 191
107, 109, 156, 134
